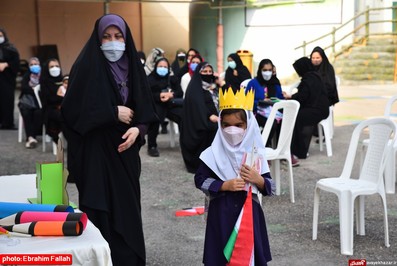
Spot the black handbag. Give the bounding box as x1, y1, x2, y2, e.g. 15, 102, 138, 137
18, 94, 38, 110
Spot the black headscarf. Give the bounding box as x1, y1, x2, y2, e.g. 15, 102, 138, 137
310, 46, 339, 105
255, 58, 281, 97
62, 14, 157, 136
148, 57, 171, 94
292, 57, 329, 109
39, 58, 63, 110
181, 61, 218, 173
170, 48, 186, 78
224, 53, 252, 92
293, 57, 314, 77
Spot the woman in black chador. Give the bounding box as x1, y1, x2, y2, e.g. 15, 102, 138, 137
180, 62, 219, 173
0, 28, 20, 129
283, 57, 329, 159
61, 14, 157, 265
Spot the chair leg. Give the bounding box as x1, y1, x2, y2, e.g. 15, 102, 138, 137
287, 160, 295, 203
312, 186, 320, 240
42, 125, 46, 153
18, 113, 23, 143
272, 160, 280, 196
318, 124, 324, 152
323, 123, 333, 157
169, 120, 176, 148
380, 193, 390, 248
355, 196, 365, 236
339, 192, 354, 255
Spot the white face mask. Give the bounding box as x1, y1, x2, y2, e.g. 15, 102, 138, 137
222, 126, 246, 146
100, 41, 126, 62
0, 37, 4, 44
262, 70, 272, 81
49, 66, 61, 77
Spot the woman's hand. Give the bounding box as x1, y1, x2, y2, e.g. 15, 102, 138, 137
221, 178, 246, 192
57, 86, 65, 97
160, 91, 174, 102
118, 127, 139, 153
240, 164, 264, 190
0, 62, 8, 72
282, 91, 291, 99
117, 106, 134, 124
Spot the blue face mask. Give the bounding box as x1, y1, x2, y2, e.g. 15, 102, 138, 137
30, 65, 41, 74
228, 61, 236, 69
156, 67, 168, 77
190, 63, 198, 72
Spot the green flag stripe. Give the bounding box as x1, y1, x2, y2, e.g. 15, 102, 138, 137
223, 227, 238, 261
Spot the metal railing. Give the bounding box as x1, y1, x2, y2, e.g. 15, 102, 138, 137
295, 6, 397, 60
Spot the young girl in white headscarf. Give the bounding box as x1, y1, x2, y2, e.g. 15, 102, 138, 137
195, 88, 274, 266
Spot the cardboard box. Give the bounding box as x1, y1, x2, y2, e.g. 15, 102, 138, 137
36, 162, 64, 204
29, 139, 69, 205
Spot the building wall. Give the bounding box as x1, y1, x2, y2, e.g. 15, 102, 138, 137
0, 1, 145, 73
190, 1, 358, 81
141, 3, 189, 63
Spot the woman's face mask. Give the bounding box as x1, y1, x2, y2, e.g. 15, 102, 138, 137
0, 37, 5, 44
222, 126, 246, 146
200, 74, 214, 84
100, 41, 126, 62
156, 67, 168, 77
262, 71, 273, 81
30, 65, 41, 74
190, 63, 198, 72
228, 60, 236, 70
49, 66, 61, 77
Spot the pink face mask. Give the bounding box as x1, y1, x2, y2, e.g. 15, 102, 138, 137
222, 126, 246, 146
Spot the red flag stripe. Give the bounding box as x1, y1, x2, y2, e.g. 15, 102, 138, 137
228, 187, 254, 265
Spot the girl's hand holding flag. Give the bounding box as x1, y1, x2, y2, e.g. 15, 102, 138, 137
240, 163, 265, 191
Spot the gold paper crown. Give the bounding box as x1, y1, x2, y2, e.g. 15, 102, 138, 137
219, 87, 254, 111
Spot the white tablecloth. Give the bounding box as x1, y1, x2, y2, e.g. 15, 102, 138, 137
0, 174, 112, 266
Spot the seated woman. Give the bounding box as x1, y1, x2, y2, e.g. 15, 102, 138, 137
147, 57, 183, 157
18, 57, 42, 148
39, 58, 64, 144
283, 57, 329, 161
181, 62, 219, 173
310, 46, 339, 106
247, 59, 284, 132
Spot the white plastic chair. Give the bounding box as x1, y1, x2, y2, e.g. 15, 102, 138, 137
168, 119, 178, 148
360, 95, 397, 194
312, 117, 396, 255
318, 106, 334, 157
17, 111, 24, 143
261, 100, 300, 203
240, 79, 251, 90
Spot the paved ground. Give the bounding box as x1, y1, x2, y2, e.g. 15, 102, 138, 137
1, 83, 397, 266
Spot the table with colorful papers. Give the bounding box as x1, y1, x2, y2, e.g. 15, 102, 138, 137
0, 174, 112, 266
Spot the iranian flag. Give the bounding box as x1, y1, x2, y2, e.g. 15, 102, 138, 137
223, 186, 254, 266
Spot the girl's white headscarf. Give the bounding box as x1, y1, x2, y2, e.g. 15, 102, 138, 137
199, 109, 270, 194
